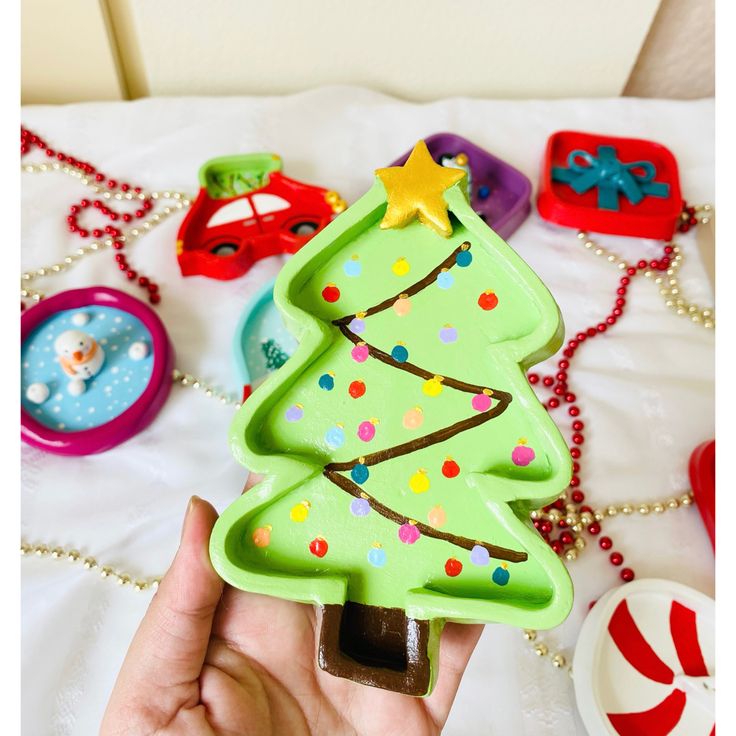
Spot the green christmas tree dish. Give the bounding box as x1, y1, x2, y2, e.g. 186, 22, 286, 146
210, 141, 573, 697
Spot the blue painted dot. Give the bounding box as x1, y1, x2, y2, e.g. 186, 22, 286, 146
318, 373, 335, 391
456, 250, 473, 267
351, 463, 369, 484
325, 425, 345, 449
437, 271, 454, 289
343, 258, 362, 277
367, 546, 387, 567
391, 345, 409, 363
478, 185, 490, 199
492, 566, 510, 586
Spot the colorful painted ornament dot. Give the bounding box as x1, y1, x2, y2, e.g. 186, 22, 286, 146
324, 424, 345, 449
445, 558, 463, 577
456, 250, 472, 267
470, 544, 490, 566
393, 295, 412, 316
343, 255, 361, 277
428, 505, 446, 528
357, 419, 378, 442
351, 462, 369, 484
423, 376, 444, 397
398, 523, 421, 544
351, 342, 369, 363
348, 379, 366, 398
391, 343, 409, 363
437, 270, 454, 289
367, 544, 386, 567
252, 525, 271, 548
318, 372, 335, 391
478, 290, 499, 311
350, 497, 371, 517
492, 564, 510, 586
322, 283, 340, 303
402, 406, 424, 430
392, 257, 410, 276
349, 316, 366, 334
442, 457, 460, 478
439, 325, 458, 343
512, 439, 536, 467
289, 500, 310, 522
309, 537, 328, 558
472, 391, 492, 412
409, 469, 430, 494
285, 403, 304, 422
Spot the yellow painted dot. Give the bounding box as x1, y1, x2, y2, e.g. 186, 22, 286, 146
392, 257, 410, 276
289, 500, 310, 522
409, 470, 430, 494
422, 376, 444, 397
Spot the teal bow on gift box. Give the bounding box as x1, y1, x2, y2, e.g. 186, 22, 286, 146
552, 145, 670, 211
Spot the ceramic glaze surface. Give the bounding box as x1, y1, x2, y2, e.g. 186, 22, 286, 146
21, 307, 153, 432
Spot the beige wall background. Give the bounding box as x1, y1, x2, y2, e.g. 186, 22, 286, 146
21, 0, 714, 104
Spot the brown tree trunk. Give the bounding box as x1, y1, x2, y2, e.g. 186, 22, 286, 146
317, 602, 433, 696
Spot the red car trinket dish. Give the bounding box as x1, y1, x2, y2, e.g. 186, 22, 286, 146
537, 131, 682, 240
177, 153, 347, 280
391, 133, 532, 240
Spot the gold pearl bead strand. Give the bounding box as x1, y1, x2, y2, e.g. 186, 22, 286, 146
20, 192, 191, 302
20, 541, 161, 592
523, 489, 694, 672
171, 369, 242, 409
576, 211, 714, 329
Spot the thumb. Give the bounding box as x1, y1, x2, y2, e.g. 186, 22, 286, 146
104, 496, 224, 718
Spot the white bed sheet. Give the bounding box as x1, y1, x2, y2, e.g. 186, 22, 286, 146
21, 87, 715, 735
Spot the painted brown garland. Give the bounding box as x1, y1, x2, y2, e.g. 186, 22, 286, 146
323, 240, 527, 564
324, 469, 527, 563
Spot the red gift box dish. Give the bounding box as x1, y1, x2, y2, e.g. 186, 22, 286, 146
537, 131, 683, 240
176, 153, 347, 280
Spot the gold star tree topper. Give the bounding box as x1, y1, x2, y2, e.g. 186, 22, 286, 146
375, 140, 466, 238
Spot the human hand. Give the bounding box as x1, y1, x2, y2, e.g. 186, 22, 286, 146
101, 492, 483, 736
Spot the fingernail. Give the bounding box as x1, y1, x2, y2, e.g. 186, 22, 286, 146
181, 495, 200, 541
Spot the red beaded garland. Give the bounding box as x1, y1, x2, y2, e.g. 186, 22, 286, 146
21, 126, 162, 305
525, 236, 685, 586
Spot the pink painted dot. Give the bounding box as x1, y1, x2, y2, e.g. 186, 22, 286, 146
398, 523, 421, 544
351, 344, 369, 363
357, 420, 376, 441
512, 444, 536, 466
471, 393, 492, 412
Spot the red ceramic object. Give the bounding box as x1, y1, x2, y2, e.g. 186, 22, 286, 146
177, 154, 346, 280
537, 131, 683, 240
689, 439, 715, 548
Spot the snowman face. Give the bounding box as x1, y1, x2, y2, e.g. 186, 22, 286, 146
54, 329, 94, 360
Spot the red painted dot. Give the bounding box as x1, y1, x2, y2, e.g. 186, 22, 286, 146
478, 290, 499, 311
445, 558, 463, 576
309, 537, 328, 558
442, 458, 460, 478
322, 284, 340, 303
348, 380, 366, 398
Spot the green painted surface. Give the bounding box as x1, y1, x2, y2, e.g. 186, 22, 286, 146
211, 179, 573, 632
199, 153, 282, 199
